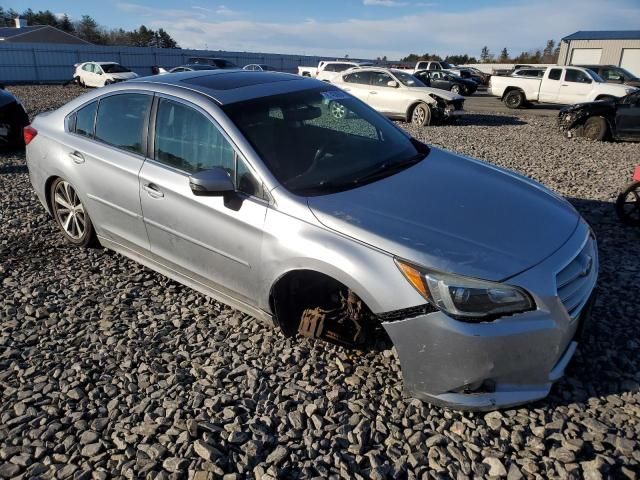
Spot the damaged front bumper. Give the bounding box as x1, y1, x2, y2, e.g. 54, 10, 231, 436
380, 221, 597, 410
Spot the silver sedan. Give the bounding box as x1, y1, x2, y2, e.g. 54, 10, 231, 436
25, 70, 598, 410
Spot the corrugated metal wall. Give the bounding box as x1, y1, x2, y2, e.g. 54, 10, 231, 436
0, 42, 370, 83
558, 39, 640, 66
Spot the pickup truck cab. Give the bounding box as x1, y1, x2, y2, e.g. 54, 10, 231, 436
298, 61, 373, 82
490, 66, 638, 108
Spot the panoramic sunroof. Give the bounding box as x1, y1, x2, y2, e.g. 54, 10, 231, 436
182, 71, 297, 90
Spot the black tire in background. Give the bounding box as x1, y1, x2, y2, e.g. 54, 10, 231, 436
503, 90, 525, 109
49, 177, 98, 248
616, 181, 640, 226
582, 116, 608, 141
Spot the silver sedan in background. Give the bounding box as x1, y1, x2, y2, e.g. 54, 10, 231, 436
25, 70, 597, 410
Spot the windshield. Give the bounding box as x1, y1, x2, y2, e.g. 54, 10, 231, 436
585, 69, 605, 82
223, 87, 428, 196
101, 63, 130, 73
615, 67, 639, 79
394, 71, 427, 87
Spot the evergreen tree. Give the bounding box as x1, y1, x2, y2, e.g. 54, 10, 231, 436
480, 46, 492, 63
499, 48, 509, 63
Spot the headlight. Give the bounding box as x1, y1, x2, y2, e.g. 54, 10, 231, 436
396, 259, 535, 320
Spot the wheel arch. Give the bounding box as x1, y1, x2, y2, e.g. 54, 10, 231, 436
501, 86, 525, 100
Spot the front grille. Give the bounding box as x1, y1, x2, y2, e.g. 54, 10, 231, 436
556, 234, 597, 320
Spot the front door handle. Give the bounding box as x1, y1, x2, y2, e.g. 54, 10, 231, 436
143, 183, 164, 198
69, 151, 84, 164
369, 91, 378, 94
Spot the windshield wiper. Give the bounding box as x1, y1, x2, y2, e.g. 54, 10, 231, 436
351, 154, 424, 185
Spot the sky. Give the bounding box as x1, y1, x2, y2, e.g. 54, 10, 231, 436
4, 0, 640, 59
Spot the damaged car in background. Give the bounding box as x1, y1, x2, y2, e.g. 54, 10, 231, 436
559, 90, 640, 141
0, 85, 29, 148
26, 70, 597, 410
332, 67, 464, 126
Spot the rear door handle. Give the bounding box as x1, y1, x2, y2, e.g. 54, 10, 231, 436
69, 151, 84, 164
369, 91, 378, 95
142, 183, 164, 198
561, 84, 568, 87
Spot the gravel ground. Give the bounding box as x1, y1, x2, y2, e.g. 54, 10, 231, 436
1, 85, 640, 480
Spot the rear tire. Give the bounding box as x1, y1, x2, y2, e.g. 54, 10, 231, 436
582, 116, 608, 141
50, 178, 97, 248
410, 102, 432, 126
503, 90, 525, 109
616, 181, 640, 226
451, 84, 462, 95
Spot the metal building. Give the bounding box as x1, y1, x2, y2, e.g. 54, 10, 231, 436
558, 31, 640, 76
0, 18, 90, 45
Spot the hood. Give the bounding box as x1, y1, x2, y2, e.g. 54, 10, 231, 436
307, 148, 579, 281
597, 81, 637, 95
405, 86, 464, 102
560, 99, 616, 115
107, 72, 138, 80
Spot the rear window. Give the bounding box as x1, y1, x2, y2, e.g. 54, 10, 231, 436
74, 101, 98, 137
548, 68, 562, 80
94, 93, 151, 155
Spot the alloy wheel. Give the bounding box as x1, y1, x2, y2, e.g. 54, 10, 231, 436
412, 106, 426, 125
330, 101, 346, 119
53, 180, 86, 240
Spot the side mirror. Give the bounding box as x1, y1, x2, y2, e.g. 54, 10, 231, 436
97, 71, 103, 75
387, 80, 399, 88
189, 167, 235, 196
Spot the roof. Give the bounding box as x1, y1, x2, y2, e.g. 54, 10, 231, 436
130, 70, 322, 105
0, 24, 90, 44
562, 31, 640, 41
0, 25, 47, 39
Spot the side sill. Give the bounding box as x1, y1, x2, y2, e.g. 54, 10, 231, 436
98, 235, 275, 326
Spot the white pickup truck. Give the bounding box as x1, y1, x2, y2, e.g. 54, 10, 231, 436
490, 65, 637, 108
298, 61, 373, 82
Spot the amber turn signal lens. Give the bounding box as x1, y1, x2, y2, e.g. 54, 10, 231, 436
396, 259, 429, 300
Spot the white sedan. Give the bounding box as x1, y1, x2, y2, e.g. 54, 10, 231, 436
74, 62, 139, 88
332, 67, 464, 126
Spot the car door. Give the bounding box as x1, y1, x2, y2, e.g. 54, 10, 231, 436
367, 72, 401, 115
431, 72, 449, 90
340, 71, 372, 102
615, 93, 640, 139
539, 68, 563, 103
65, 92, 152, 251
81, 63, 95, 86
139, 95, 268, 304
559, 68, 594, 104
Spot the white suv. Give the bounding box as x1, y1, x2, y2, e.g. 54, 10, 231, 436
74, 62, 138, 88
333, 67, 464, 126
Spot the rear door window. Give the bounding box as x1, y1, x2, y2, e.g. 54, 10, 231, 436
94, 93, 151, 155
73, 101, 98, 137
548, 68, 562, 80
343, 71, 372, 85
